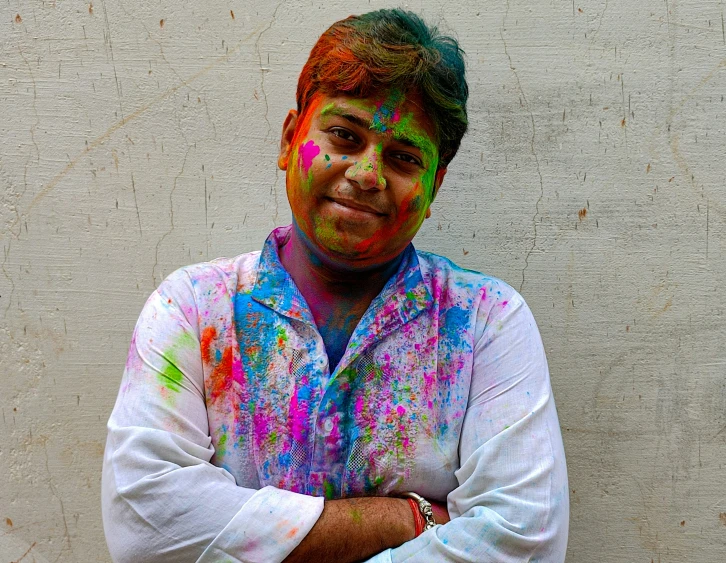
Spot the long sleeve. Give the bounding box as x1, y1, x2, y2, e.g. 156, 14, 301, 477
102, 268, 324, 563
365, 289, 569, 562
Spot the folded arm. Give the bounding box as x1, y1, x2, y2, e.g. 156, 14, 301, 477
364, 290, 570, 563
102, 269, 427, 563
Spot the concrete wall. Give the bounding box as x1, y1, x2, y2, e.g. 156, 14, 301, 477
1, 1, 724, 561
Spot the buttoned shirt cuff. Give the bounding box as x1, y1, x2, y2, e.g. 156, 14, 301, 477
197, 486, 325, 563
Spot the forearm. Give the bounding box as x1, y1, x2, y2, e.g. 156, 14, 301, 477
283, 497, 414, 563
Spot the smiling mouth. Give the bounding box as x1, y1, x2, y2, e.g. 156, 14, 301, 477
327, 197, 386, 216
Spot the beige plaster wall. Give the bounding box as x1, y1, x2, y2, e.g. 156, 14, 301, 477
1, 0, 725, 561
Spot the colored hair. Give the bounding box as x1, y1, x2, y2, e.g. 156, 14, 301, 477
296, 9, 468, 168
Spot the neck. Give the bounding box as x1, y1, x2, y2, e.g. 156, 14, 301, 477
279, 224, 404, 371
279, 225, 404, 303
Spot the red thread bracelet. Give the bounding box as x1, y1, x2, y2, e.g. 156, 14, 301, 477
407, 498, 425, 537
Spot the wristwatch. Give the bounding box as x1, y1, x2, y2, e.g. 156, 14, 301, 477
402, 491, 437, 531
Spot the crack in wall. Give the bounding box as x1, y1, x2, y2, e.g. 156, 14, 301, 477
501, 1, 544, 294
152, 142, 193, 286
256, 2, 283, 222
99, 0, 126, 121
9, 25, 263, 234
42, 441, 73, 561
130, 173, 142, 236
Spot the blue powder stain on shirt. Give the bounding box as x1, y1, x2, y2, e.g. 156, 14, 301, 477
440, 305, 471, 352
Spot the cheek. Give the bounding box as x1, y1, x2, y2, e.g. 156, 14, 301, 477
288, 141, 320, 199
398, 181, 428, 222
405, 192, 424, 214
298, 140, 321, 175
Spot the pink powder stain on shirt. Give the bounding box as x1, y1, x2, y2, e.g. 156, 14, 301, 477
298, 140, 320, 173
354, 395, 365, 416
289, 391, 307, 442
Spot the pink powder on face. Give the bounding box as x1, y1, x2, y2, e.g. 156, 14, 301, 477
298, 140, 321, 173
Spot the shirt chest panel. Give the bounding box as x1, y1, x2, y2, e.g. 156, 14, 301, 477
204, 295, 473, 499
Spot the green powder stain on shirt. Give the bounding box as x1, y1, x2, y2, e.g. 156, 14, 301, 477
324, 479, 336, 500
158, 330, 196, 394
217, 433, 229, 457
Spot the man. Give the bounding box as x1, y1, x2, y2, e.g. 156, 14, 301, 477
102, 9, 569, 563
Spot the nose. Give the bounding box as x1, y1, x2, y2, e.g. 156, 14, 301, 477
344, 145, 386, 191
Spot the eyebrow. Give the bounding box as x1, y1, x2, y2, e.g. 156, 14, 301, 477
321, 106, 427, 153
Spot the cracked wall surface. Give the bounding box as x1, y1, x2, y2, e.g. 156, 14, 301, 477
1, 1, 725, 561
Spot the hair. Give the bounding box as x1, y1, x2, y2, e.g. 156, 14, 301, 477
296, 9, 468, 169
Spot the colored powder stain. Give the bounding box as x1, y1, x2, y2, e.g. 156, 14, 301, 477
406, 193, 423, 213
286, 527, 299, 539
351, 508, 363, 525
370, 90, 406, 135
298, 140, 320, 173
341, 155, 348, 160
208, 346, 237, 401
396, 405, 406, 416
217, 433, 228, 456
276, 326, 288, 348
289, 389, 309, 442
324, 154, 330, 161
323, 479, 336, 500
157, 330, 196, 393
158, 359, 184, 393
200, 326, 217, 364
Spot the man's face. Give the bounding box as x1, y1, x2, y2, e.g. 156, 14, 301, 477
278, 90, 447, 270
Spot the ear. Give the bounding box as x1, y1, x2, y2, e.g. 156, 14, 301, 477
278, 109, 299, 170
425, 168, 447, 219
433, 168, 447, 199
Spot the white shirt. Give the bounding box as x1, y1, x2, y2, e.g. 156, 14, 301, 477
102, 226, 569, 562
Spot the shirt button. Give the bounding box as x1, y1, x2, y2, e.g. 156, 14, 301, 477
323, 418, 334, 433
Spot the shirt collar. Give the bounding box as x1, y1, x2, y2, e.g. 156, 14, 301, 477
251, 225, 433, 365
251, 225, 316, 325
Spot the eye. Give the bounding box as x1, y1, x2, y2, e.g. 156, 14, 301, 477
329, 127, 358, 143
391, 152, 423, 167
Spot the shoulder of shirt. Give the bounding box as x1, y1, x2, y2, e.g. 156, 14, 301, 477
414, 249, 525, 307
160, 250, 262, 297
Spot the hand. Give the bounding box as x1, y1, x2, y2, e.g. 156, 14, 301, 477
430, 500, 451, 525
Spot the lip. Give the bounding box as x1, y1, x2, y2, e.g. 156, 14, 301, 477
327, 197, 386, 216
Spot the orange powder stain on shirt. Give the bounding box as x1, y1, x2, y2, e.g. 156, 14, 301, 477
208, 347, 234, 402
201, 326, 237, 402
200, 326, 217, 365
286, 527, 299, 539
